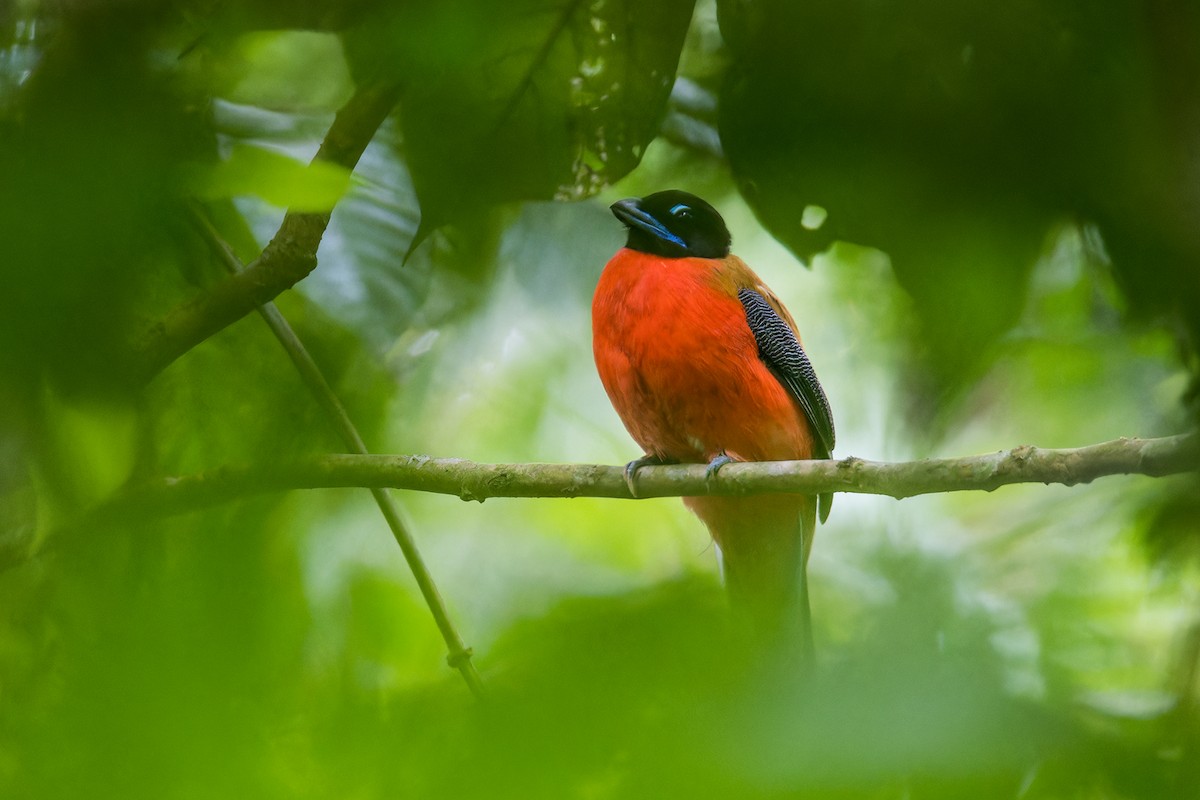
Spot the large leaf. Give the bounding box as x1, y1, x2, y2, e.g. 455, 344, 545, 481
190, 143, 352, 211
717, 0, 1178, 387
305, 122, 436, 351
349, 0, 696, 230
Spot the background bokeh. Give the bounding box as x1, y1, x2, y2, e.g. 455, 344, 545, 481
1, 1, 1198, 797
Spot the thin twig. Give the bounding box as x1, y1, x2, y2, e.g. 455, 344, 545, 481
191, 209, 484, 699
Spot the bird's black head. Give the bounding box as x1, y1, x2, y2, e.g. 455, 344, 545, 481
611, 190, 731, 259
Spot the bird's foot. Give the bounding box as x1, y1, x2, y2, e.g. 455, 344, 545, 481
624, 454, 676, 498
705, 451, 736, 485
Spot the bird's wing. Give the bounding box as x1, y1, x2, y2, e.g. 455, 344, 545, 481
737, 287, 836, 461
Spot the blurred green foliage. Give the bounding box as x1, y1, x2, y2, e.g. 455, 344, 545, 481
1, 1, 1198, 798
719, 0, 1200, 394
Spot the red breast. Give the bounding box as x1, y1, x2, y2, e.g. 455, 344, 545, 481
592, 248, 814, 465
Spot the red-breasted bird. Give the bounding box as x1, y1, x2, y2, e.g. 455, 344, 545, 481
592, 190, 835, 651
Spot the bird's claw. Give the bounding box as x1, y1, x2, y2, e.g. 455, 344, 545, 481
624, 454, 674, 498
705, 452, 735, 485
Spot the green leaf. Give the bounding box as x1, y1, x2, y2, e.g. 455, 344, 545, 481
216, 31, 354, 113
306, 131, 435, 349
188, 143, 352, 211
716, 0, 1162, 388
352, 0, 695, 227
0, 6, 206, 395
33, 385, 138, 516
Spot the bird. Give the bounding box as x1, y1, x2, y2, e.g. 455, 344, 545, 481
592, 189, 835, 654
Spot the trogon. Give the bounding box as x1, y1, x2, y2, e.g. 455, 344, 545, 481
592, 190, 835, 652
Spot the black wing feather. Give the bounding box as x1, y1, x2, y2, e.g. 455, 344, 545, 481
738, 288, 835, 457
738, 288, 836, 523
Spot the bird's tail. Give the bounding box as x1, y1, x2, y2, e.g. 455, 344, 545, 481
686, 494, 816, 662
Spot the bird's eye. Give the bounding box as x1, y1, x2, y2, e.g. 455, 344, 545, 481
669, 203, 692, 218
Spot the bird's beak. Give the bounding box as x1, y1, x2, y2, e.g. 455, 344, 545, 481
610, 198, 648, 228
610, 198, 685, 248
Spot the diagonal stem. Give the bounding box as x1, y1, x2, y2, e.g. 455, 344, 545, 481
192, 208, 484, 699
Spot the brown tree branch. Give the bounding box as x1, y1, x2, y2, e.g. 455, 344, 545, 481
12, 433, 1197, 583
127, 81, 401, 384
100, 433, 1200, 516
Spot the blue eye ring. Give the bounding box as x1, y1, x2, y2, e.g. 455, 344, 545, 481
669, 203, 692, 217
